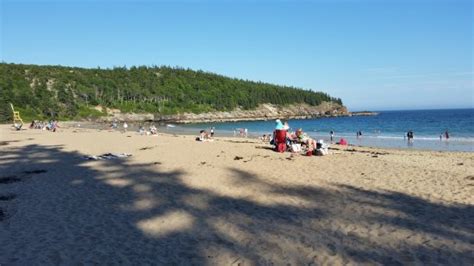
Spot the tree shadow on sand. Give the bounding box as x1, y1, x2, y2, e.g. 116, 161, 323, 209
0, 144, 472, 265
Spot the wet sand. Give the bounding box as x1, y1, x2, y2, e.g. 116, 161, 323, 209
1, 125, 473, 265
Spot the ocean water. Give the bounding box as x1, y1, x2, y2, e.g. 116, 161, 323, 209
174, 109, 474, 152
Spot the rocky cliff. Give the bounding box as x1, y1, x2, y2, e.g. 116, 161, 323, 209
98, 102, 349, 123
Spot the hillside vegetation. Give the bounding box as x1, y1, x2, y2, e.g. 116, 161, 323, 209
0, 63, 342, 122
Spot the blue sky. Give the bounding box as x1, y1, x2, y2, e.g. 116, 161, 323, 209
1, 0, 472, 111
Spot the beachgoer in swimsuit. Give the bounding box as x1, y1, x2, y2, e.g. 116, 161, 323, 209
296, 128, 317, 149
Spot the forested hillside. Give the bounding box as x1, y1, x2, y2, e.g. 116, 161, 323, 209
0, 63, 342, 121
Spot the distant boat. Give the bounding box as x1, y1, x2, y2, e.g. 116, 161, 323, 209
166, 124, 176, 128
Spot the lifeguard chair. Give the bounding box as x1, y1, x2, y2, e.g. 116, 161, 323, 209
10, 103, 24, 126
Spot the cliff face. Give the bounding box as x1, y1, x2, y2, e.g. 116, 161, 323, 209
98, 102, 348, 123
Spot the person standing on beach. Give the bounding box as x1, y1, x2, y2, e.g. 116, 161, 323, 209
123, 122, 128, 132
445, 130, 449, 140
330, 130, 334, 142
407, 130, 414, 142
210, 127, 215, 138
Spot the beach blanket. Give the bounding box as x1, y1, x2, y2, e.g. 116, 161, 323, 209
84, 153, 132, 160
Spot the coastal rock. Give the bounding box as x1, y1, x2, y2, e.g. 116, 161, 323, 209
159, 102, 348, 123
97, 102, 354, 123
349, 111, 379, 117
99, 112, 154, 122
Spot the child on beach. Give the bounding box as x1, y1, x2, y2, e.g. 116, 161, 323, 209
149, 125, 158, 135
261, 134, 271, 142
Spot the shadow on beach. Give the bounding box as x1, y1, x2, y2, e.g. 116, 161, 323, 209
0, 144, 473, 264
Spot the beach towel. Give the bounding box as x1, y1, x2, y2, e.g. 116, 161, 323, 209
84, 153, 132, 160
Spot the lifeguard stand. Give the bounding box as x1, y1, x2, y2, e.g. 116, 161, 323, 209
10, 103, 24, 125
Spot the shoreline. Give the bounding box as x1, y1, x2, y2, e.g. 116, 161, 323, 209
8, 121, 472, 153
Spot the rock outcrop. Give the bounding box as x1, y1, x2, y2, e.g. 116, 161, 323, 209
348, 111, 379, 116
98, 102, 349, 123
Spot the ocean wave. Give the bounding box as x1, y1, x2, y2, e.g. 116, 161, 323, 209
307, 133, 474, 142
372, 136, 474, 142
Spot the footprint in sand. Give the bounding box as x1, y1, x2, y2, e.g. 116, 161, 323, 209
0, 140, 20, 146
465, 175, 474, 181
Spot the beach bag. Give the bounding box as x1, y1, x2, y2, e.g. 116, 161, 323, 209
315, 148, 328, 156
290, 143, 301, 153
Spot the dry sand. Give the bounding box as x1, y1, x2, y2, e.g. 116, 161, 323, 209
0, 125, 473, 265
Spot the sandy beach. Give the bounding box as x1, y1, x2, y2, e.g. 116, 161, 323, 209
0, 124, 473, 265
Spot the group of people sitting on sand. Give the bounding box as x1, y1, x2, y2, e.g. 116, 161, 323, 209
110, 121, 129, 132
108, 120, 158, 135
233, 128, 248, 138
29, 120, 59, 132
270, 119, 329, 156
196, 128, 215, 142
138, 125, 158, 135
